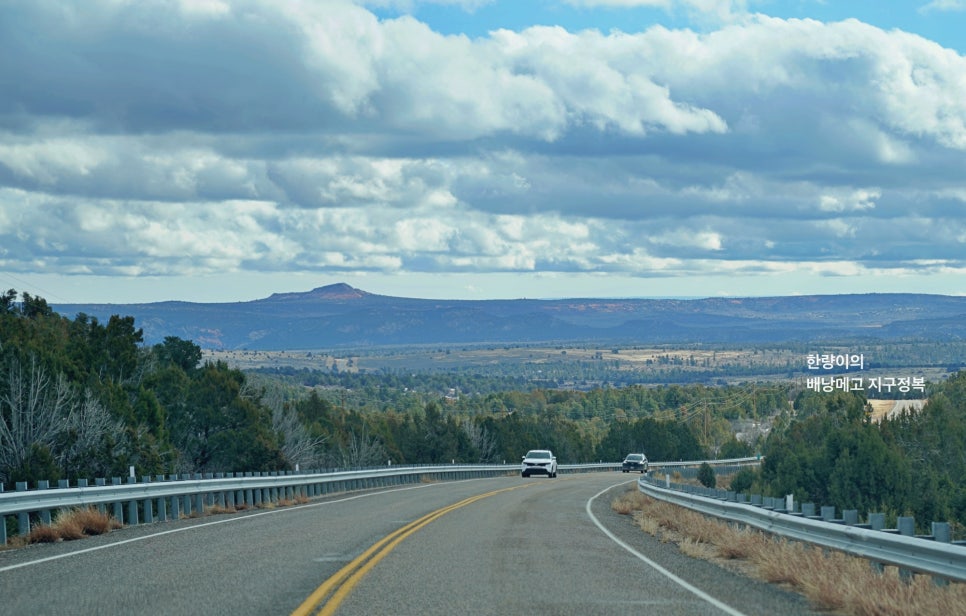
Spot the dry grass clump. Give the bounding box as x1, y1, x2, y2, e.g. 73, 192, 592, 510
51, 516, 87, 540
612, 489, 966, 616
72, 507, 122, 535
611, 491, 640, 515
277, 495, 310, 507
678, 537, 719, 561
205, 504, 238, 515
25, 507, 121, 544
10, 493, 310, 547
714, 524, 771, 560
6, 493, 313, 551
25, 524, 62, 544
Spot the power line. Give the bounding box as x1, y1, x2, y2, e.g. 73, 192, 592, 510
0, 273, 70, 303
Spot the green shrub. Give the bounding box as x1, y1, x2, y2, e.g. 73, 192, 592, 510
730, 467, 758, 493
698, 462, 716, 488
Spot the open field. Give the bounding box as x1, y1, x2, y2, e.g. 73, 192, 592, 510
205, 345, 796, 374
204, 342, 952, 390
867, 399, 927, 422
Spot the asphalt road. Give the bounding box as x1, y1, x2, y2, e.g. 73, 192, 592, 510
0, 473, 820, 615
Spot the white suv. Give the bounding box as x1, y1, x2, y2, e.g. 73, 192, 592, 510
521, 449, 557, 478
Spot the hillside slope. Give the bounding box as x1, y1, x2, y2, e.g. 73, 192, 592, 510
53, 283, 966, 350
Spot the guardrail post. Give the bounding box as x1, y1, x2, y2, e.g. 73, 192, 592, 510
95, 478, 106, 514
868, 512, 885, 531
182, 474, 192, 517
843, 510, 858, 526
194, 474, 204, 514
111, 478, 124, 523
898, 516, 915, 581
204, 474, 214, 507
16, 482, 29, 536
170, 490, 181, 520
151, 475, 164, 522
898, 516, 915, 536
126, 476, 139, 526
801, 503, 816, 518
821, 506, 836, 522
141, 476, 154, 523
38, 480, 52, 526
155, 479, 167, 522
215, 474, 226, 509
932, 522, 952, 586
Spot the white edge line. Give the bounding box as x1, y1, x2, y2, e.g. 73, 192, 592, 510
586, 482, 748, 616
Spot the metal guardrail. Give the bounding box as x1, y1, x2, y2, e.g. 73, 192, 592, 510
9, 455, 962, 582
0, 462, 618, 544
648, 456, 763, 469
637, 472, 966, 583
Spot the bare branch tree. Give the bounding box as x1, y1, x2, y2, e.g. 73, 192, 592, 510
462, 419, 497, 462
271, 400, 327, 470
62, 388, 127, 471
247, 374, 326, 470
0, 355, 73, 481
337, 427, 387, 469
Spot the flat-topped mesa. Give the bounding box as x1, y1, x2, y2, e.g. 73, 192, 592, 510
265, 283, 371, 302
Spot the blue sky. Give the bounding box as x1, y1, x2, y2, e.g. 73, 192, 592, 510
1, 0, 965, 304
372, 1, 965, 52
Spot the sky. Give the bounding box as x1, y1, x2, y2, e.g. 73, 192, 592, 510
1, 0, 965, 304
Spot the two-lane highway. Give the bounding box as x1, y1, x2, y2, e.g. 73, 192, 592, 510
0, 473, 819, 615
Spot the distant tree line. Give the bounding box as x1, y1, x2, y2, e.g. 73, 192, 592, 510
0, 291, 712, 488
4, 290, 965, 532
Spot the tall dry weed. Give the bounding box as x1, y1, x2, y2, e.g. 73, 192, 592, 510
53, 516, 86, 540
26, 524, 61, 544
611, 491, 642, 515
612, 488, 966, 616
25, 507, 120, 544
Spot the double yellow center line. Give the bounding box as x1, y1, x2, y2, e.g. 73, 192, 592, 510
291, 484, 531, 616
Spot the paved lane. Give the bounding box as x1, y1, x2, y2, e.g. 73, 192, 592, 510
324, 474, 819, 616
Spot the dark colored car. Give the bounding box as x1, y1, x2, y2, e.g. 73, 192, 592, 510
621, 453, 648, 473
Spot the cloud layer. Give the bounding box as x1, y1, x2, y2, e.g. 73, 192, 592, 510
1, 0, 964, 300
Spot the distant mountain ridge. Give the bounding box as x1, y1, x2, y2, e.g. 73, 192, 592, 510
52, 283, 966, 350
